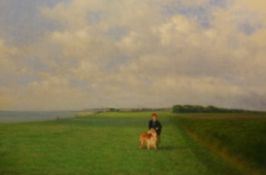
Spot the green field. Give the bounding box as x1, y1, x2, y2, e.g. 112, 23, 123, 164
0, 112, 265, 175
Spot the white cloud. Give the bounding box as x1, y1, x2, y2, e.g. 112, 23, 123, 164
0, 39, 18, 71
0, 39, 19, 109
1, 0, 266, 110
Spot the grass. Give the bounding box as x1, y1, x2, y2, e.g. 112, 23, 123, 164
177, 112, 266, 175
0, 112, 245, 175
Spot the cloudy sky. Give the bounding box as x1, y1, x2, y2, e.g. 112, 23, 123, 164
0, 0, 266, 111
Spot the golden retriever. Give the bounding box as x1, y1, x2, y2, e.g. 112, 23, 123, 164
139, 128, 157, 150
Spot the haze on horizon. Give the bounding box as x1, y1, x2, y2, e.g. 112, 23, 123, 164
0, 0, 266, 111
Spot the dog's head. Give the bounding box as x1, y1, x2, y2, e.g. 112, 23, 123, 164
147, 128, 157, 137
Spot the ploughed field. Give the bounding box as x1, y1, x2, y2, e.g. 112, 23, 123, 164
176, 112, 266, 175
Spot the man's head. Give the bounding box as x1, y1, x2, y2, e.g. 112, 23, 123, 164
151, 112, 158, 121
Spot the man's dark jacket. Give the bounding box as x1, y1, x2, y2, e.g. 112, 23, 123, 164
148, 120, 162, 135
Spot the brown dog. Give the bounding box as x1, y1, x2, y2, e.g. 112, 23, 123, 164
139, 128, 157, 150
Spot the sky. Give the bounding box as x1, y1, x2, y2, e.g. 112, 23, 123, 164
0, 0, 266, 111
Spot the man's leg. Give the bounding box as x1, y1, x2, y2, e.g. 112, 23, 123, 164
157, 135, 160, 147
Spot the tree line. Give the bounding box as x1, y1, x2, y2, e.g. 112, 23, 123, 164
172, 105, 246, 113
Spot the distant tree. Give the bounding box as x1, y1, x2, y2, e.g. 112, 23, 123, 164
109, 108, 120, 112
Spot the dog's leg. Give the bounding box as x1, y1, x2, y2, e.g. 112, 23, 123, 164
147, 142, 151, 150
139, 140, 144, 149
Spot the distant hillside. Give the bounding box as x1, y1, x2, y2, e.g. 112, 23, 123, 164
172, 105, 248, 113
81, 107, 171, 113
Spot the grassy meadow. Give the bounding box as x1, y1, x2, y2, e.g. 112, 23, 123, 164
0, 111, 265, 175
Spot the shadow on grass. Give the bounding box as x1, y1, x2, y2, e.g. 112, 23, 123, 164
159, 145, 178, 151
